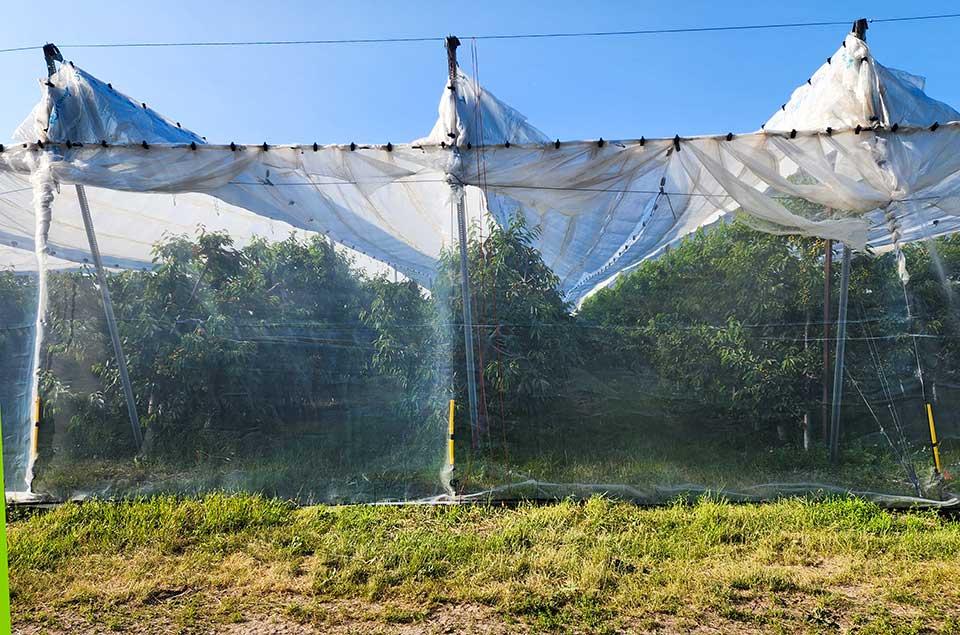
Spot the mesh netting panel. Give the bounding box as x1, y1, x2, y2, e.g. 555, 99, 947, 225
4, 212, 959, 506
447, 220, 959, 506
0, 272, 36, 494
23, 227, 453, 503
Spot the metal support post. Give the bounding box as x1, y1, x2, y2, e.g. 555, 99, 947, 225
446, 35, 481, 446
829, 244, 851, 463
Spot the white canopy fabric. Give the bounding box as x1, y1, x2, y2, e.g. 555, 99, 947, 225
460, 34, 960, 300
0, 33, 958, 302
763, 33, 960, 261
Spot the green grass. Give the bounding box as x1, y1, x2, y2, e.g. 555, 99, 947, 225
9, 494, 960, 633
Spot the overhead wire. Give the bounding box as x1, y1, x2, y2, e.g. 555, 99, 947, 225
2, 12, 960, 54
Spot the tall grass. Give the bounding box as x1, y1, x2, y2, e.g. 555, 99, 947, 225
9, 495, 960, 632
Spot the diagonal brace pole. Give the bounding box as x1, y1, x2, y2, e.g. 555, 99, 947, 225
43, 44, 142, 448
75, 185, 143, 448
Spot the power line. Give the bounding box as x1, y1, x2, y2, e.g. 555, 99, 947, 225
1, 12, 959, 55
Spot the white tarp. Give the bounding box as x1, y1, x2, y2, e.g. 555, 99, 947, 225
0, 33, 959, 299
465, 34, 960, 300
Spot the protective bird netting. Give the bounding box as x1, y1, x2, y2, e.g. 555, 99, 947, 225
1, 28, 959, 506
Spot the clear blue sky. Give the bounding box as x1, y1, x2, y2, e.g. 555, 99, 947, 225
0, 1, 958, 144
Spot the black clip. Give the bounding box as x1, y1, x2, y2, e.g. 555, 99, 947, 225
230, 142, 237, 151
142, 140, 149, 149
101, 140, 108, 147
930, 122, 940, 131
313, 142, 318, 152
262, 142, 269, 151
781, 104, 786, 112
141, 102, 147, 110
790, 129, 797, 139
386, 142, 393, 152
855, 125, 862, 134
826, 127, 833, 136
673, 135, 681, 152
107, 83, 113, 90
0, 144, 4, 152
640, 136, 645, 146
350, 142, 356, 151
176, 122, 182, 128
190, 141, 197, 151
65, 140, 72, 149
891, 123, 899, 132
504, 141, 510, 148
554, 139, 561, 149
597, 137, 605, 148
37, 139, 44, 149
807, 78, 812, 85
826, 56, 832, 64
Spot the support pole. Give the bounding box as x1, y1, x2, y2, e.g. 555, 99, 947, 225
829, 244, 851, 463
446, 36, 481, 446
827, 19, 868, 463
853, 18, 869, 41
75, 185, 143, 448
822, 238, 832, 443
43, 45, 142, 449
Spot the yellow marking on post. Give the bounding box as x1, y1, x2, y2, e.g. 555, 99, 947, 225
30, 396, 41, 459
448, 399, 455, 467
926, 403, 943, 474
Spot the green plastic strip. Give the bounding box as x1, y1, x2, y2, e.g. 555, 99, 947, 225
0, 407, 10, 635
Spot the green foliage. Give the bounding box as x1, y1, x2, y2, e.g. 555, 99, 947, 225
581, 222, 824, 437
8, 215, 960, 498
581, 222, 960, 445
361, 277, 451, 421
438, 218, 581, 425
39, 230, 412, 462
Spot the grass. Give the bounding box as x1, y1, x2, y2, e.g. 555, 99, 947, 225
9, 494, 960, 633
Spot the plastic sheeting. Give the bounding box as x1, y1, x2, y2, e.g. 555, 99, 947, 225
2, 35, 959, 298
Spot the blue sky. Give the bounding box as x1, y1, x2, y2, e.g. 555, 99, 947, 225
0, 1, 958, 144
